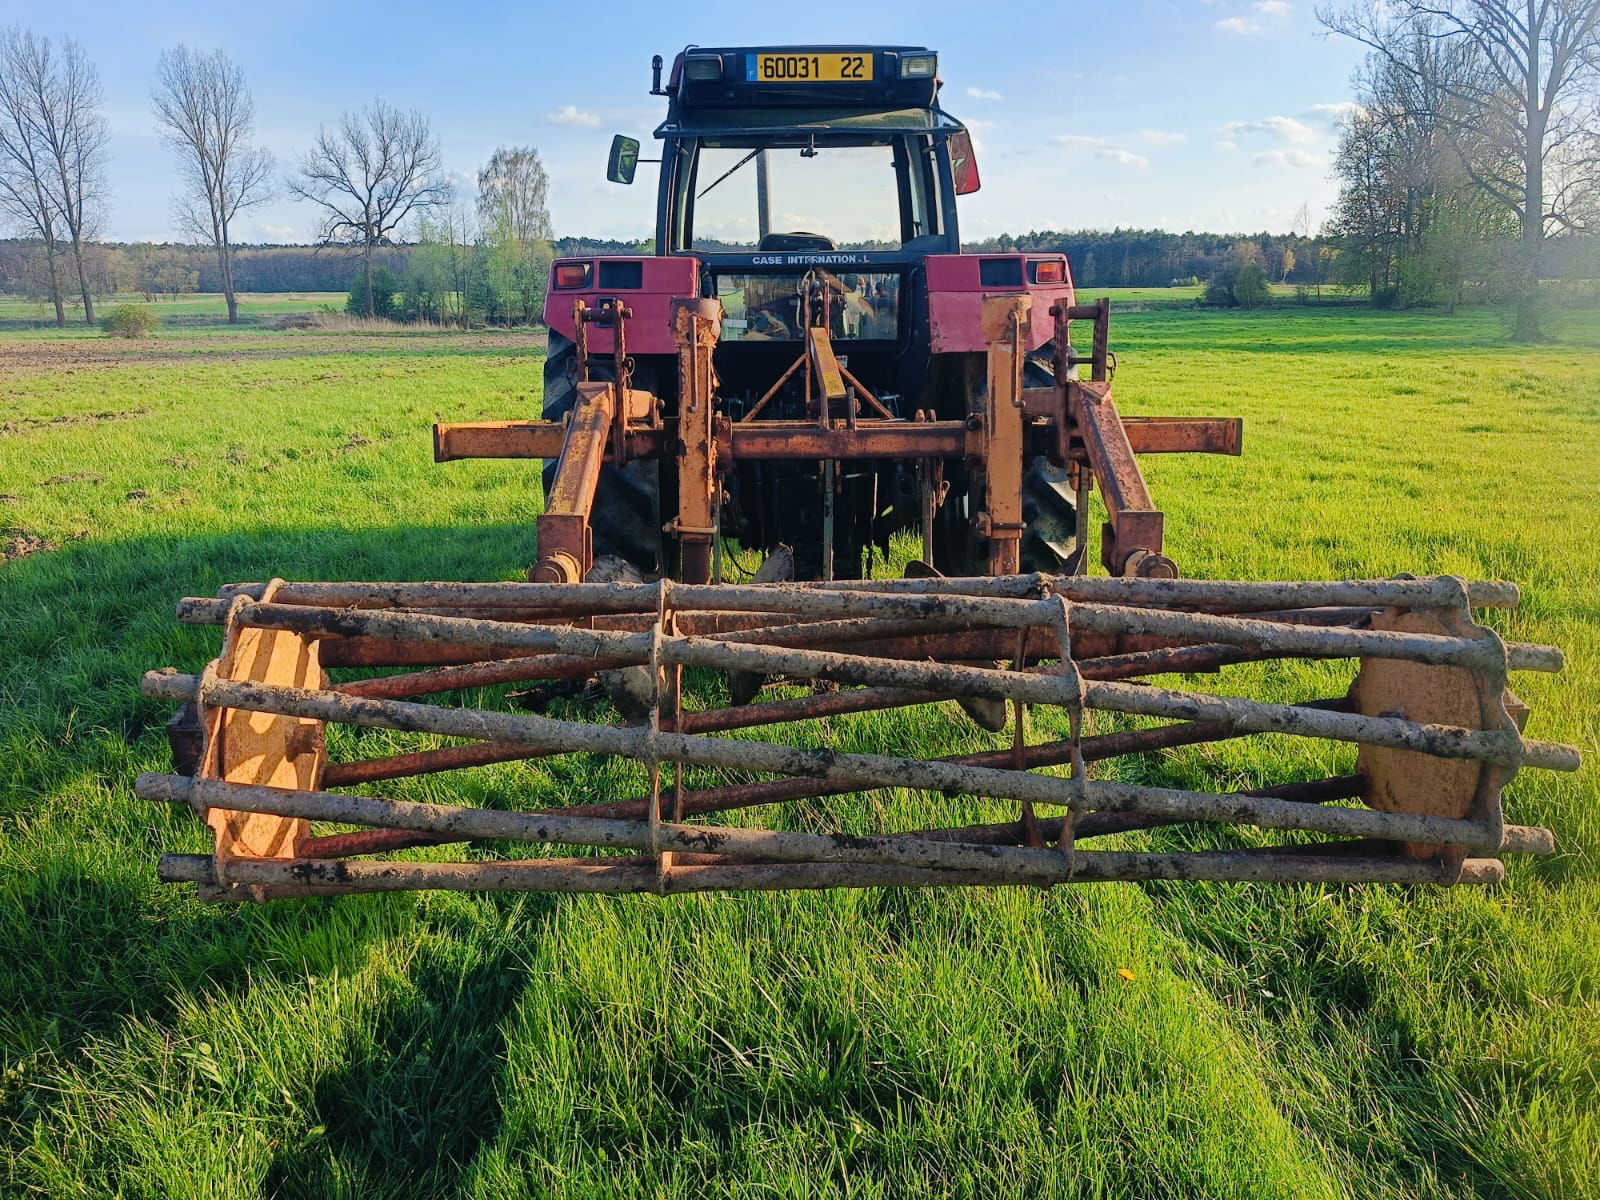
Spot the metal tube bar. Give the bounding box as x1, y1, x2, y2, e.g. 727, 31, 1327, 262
140, 673, 1530, 849
198, 575, 1523, 614
555, 708, 1348, 820
216, 587, 1529, 672
157, 851, 1506, 895
163, 602, 1574, 769
141, 773, 1156, 880
321, 684, 943, 786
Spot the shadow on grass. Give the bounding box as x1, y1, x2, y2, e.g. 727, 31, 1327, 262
0, 520, 540, 740
0, 521, 539, 1061
262, 898, 558, 1198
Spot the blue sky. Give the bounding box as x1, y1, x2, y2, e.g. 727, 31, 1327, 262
0, 0, 1367, 243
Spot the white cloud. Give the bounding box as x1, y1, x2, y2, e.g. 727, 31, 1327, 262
965, 86, 1003, 101
546, 104, 601, 128
1220, 116, 1318, 143
1050, 134, 1148, 167
253, 222, 298, 242
1254, 149, 1321, 168
1306, 101, 1362, 123
1140, 129, 1188, 146
1217, 0, 1289, 33
1099, 147, 1150, 167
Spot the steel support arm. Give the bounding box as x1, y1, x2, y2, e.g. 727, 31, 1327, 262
531, 381, 617, 583
1069, 380, 1176, 578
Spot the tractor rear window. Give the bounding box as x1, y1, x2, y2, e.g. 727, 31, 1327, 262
689, 143, 907, 251
715, 271, 901, 341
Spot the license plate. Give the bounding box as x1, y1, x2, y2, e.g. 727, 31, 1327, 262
747, 52, 873, 83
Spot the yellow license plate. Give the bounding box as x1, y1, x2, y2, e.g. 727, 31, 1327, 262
747, 52, 873, 83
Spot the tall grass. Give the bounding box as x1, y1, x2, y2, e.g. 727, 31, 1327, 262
1, 304, 1596, 1197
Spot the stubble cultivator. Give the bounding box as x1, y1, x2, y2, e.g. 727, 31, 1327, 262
136, 45, 1579, 900
140, 572, 1577, 902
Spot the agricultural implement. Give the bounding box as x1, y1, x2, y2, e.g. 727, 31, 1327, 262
139, 46, 1580, 900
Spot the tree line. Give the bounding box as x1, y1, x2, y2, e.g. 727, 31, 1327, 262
4, 11, 1596, 331
964, 224, 1331, 290
1319, 1, 1600, 336
1, 26, 551, 327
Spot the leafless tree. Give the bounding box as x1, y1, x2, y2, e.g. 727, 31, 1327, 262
153, 46, 274, 324
288, 99, 451, 317
1321, 1, 1600, 340
0, 31, 65, 325
0, 27, 106, 325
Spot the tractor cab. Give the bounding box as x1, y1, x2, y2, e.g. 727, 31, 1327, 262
606, 46, 978, 405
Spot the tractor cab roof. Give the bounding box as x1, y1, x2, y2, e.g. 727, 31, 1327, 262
658, 46, 961, 140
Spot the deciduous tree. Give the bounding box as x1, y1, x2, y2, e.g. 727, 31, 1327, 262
1321, 0, 1600, 339
0, 27, 106, 325
153, 46, 274, 324
289, 99, 451, 317
476, 145, 553, 324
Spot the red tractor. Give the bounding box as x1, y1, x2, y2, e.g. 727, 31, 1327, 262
436, 44, 1242, 585
140, 48, 1580, 904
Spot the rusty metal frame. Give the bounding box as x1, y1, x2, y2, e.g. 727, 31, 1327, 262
436, 295, 1242, 585
139, 572, 1577, 902
670, 298, 723, 583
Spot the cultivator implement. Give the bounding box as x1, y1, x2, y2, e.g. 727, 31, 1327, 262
139, 573, 1579, 902
128, 46, 1581, 902
435, 293, 1242, 586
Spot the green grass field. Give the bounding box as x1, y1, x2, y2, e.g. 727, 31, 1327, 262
0, 292, 351, 335
2, 297, 1597, 1198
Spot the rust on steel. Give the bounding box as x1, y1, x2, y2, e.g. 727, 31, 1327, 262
431, 292, 1246, 582
1069, 379, 1173, 578
140, 572, 1577, 902
980, 294, 1029, 575
672, 298, 723, 583
531, 380, 615, 583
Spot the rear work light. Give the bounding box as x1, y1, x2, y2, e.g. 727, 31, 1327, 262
1030, 259, 1066, 284
684, 54, 723, 81
900, 53, 937, 79
554, 262, 591, 289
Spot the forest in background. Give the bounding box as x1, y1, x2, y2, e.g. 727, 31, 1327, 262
3, 226, 1593, 308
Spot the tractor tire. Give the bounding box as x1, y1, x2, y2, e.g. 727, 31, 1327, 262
933, 356, 1080, 577
541, 333, 663, 575
1018, 355, 1081, 574
1020, 457, 1079, 574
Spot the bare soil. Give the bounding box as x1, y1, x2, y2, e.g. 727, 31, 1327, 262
0, 331, 543, 375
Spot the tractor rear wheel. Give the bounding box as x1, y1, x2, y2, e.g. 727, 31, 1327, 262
540, 333, 664, 576
931, 356, 1079, 577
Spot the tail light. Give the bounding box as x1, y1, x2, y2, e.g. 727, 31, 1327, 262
1030, 259, 1066, 285
554, 262, 591, 289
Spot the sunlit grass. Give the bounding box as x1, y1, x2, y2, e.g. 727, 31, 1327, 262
1, 301, 1596, 1197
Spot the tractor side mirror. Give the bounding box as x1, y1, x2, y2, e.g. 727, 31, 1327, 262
949, 130, 981, 195
607, 135, 641, 185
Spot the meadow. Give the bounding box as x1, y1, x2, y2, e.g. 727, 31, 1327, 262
1, 290, 1597, 1198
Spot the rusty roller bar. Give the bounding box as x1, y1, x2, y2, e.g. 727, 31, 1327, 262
151, 608, 1576, 770
176, 595, 1562, 675
139, 673, 1557, 851
186, 593, 1562, 676
342, 707, 1353, 837
144, 567, 1581, 902
202, 574, 1524, 612
138, 775, 1557, 869
157, 852, 1509, 898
